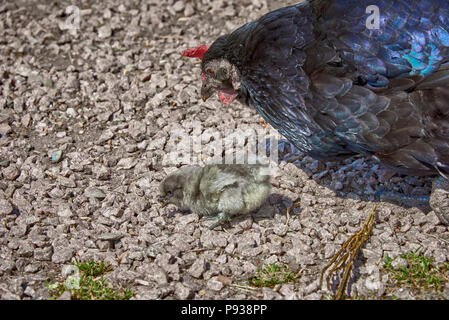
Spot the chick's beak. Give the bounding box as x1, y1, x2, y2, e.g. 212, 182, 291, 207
157, 196, 168, 207
201, 84, 213, 102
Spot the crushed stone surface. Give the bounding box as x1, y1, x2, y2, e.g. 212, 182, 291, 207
0, 0, 448, 300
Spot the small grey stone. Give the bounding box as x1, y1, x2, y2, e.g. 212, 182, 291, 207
0, 122, 12, 135
52, 246, 75, 263
66, 107, 77, 117
93, 164, 110, 180
24, 263, 41, 273
175, 283, 193, 300
323, 243, 338, 259
103, 205, 120, 221
426, 211, 441, 226
117, 157, 137, 170
98, 129, 114, 143
188, 257, 206, 278
34, 246, 53, 261
125, 143, 138, 153
10, 223, 27, 237
177, 213, 199, 226
98, 233, 124, 241
136, 177, 151, 189
0, 159, 10, 168
147, 265, 168, 285
382, 242, 400, 252
84, 187, 106, 199
98, 25, 112, 39
303, 279, 320, 295
173, 1, 185, 12
414, 212, 427, 226
135, 279, 150, 286
0, 290, 20, 300
42, 77, 53, 87
207, 276, 224, 291
184, 3, 195, 16
8, 239, 20, 250
23, 285, 36, 298
61, 265, 79, 278
21, 114, 31, 127
128, 251, 144, 261
57, 176, 77, 188
224, 242, 235, 254
304, 292, 322, 300
147, 136, 166, 151
128, 120, 147, 140
117, 4, 126, 12
273, 223, 288, 236
262, 287, 283, 300
13, 97, 24, 113
279, 284, 296, 298
17, 242, 34, 257
0, 199, 13, 216
147, 246, 164, 258
237, 234, 257, 251
65, 75, 80, 89
2, 165, 20, 181
57, 206, 72, 217
0, 259, 15, 275
51, 150, 63, 163
433, 250, 447, 264
200, 230, 227, 248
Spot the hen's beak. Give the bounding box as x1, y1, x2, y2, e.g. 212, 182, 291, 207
201, 84, 213, 102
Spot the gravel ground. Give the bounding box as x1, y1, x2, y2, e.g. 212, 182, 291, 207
1, 0, 448, 300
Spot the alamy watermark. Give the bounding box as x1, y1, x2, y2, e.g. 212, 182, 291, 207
57, 4, 381, 33
161, 122, 286, 175
366, 5, 380, 30
58, 5, 80, 33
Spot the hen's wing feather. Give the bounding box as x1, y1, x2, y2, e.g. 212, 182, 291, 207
236, 0, 449, 174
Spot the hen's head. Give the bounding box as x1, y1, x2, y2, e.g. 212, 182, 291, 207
181, 39, 240, 105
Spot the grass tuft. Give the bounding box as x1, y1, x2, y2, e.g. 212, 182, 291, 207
382, 248, 449, 297
247, 263, 301, 288
46, 259, 132, 300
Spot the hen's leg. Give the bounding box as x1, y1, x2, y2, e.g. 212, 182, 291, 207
375, 177, 449, 226
374, 190, 430, 208
429, 177, 449, 226
264, 138, 303, 163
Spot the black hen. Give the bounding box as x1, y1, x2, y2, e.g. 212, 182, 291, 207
181, 0, 449, 225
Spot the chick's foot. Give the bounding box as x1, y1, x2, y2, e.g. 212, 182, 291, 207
203, 212, 231, 230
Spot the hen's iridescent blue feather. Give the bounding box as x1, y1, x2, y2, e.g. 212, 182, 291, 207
320, 0, 449, 85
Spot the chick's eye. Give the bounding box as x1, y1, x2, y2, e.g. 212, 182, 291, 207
166, 190, 172, 196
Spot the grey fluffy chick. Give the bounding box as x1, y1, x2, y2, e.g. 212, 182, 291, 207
158, 164, 271, 229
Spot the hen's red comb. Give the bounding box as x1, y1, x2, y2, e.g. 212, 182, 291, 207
180, 45, 209, 60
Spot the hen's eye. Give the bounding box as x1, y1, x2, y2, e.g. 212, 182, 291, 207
208, 69, 215, 75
